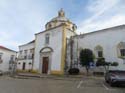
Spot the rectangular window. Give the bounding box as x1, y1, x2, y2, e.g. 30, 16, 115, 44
20, 51, 22, 55
29, 49, 34, 59
30, 48, 34, 54
45, 34, 50, 44
0, 53, 3, 59
24, 50, 27, 59
0, 53, 3, 63
0, 55, 2, 59
0, 55, 2, 60
24, 50, 27, 54
120, 49, 125, 56
98, 51, 103, 57
10, 55, 14, 61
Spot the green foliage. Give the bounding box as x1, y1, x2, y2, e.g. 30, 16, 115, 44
96, 58, 119, 71
79, 49, 94, 75
68, 68, 79, 75
80, 49, 94, 66
111, 62, 118, 66
118, 56, 125, 59
96, 58, 105, 66
96, 58, 118, 67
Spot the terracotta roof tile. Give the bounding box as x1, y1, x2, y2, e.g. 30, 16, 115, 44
0, 45, 16, 52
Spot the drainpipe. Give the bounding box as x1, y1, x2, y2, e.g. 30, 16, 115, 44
76, 35, 79, 68
64, 38, 68, 74
70, 36, 73, 68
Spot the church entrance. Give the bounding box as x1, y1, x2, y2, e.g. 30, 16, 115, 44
42, 57, 49, 74
40, 47, 53, 74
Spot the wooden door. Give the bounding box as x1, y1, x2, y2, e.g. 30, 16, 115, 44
22, 62, 26, 70
42, 57, 49, 74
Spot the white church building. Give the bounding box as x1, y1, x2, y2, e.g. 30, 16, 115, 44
17, 9, 125, 75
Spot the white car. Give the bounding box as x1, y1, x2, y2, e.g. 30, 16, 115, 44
105, 70, 125, 86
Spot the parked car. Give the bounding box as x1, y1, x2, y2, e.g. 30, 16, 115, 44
0, 70, 3, 76
105, 70, 125, 86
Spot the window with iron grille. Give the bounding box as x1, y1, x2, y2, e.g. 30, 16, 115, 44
120, 49, 125, 56
98, 51, 103, 57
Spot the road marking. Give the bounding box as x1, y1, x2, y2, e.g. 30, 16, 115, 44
102, 82, 109, 90
77, 80, 83, 88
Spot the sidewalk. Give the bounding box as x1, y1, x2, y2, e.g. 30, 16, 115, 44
13, 72, 104, 80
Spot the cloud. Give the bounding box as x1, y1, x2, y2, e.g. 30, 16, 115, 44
78, 14, 125, 33
77, 0, 125, 33
0, 0, 62, 50
0, 0, 125, 50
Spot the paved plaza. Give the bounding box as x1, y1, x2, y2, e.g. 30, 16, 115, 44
0, 76, 125, 93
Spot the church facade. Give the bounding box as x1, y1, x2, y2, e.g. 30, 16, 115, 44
17, 9, 125, 75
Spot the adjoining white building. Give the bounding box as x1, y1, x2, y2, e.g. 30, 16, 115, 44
0, 46, 17, 72
17, 9, 125, 75
17, 40, 35, 72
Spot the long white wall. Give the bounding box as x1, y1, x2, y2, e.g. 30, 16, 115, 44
73, 25, 125, 70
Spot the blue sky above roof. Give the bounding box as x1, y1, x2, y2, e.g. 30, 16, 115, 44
0, 0, 125, 50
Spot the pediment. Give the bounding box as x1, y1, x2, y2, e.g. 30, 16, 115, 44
40, 47, 53, 53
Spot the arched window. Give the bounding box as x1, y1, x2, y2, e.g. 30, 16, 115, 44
117, 42, 125, 57
94, 45, 103, 58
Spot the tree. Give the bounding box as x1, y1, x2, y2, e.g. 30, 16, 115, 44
79, 49, 94, 75
96, 58, 118, 72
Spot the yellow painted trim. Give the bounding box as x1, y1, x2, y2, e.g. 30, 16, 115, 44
16, 69, 39, 73
60, 24, 67, 74
30, 70, 39, 73
51, 70, 63, 75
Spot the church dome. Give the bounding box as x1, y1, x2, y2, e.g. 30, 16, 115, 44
45, 9, 77, 31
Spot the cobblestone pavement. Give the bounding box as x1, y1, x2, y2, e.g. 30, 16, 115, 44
0, 76, 125, 93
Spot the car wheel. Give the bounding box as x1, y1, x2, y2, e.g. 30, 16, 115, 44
109, 81, 114, 87
106, 80, 109, 83
105, 78, 109, 83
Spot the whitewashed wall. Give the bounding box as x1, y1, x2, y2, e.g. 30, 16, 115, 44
17, 42, 34, 70
33, 26, 63, 73
73, 25, 125, 70
65, 29, 77, 68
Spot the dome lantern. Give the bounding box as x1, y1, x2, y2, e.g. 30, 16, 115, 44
58, 8, 65, 17
45, 9, 77, 31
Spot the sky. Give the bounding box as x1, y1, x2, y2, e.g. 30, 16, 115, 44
0, 0, 125, 51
